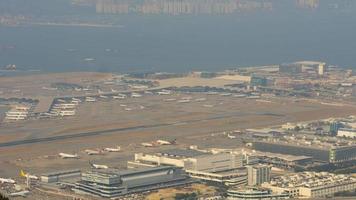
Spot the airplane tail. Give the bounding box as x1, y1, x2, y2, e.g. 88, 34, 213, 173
89, 161, 94, 168
20, 170, 27, 177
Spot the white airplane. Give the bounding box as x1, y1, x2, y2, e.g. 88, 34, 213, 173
124, 108, 133, 111
156, 139, 176, 145
181, 96, 192, 100
207, 91, 218, 95
195, 98, 206, 102
118, 93, 127, 98
144, 91, 153, 95
141, 142, 155, 147
89, 161, 109, 169
98, 89, 104, 94
227, 133, 237, 139
85, 97, 96, 102
72, 98, 82, 102
59, 153, 79, 159
120, 104, 127, 107
74, 87, 82, 91
20, 170, 38, 180
163, 98, 176, 102
57, 99, 66, 103
0, 178, 16, 184
8, 190, 29, 197
131, 92, 142, 98
157, 90, 172, 95
85, 149, 102, 155
220, 93, 232, 96
203, 104, 214, 108
100, 95, 109, 99
233, 94, 247, 98
139, 105, 145, 109
247, 96, 261, 99
42, 86, 58, 91
130, 85, 148, 90
113, 95, 125, 99
111, 88, 118, 92
177, 99, 191, 103
104, 146, 121, 152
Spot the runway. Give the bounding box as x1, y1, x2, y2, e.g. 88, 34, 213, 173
0, 111, 274, 148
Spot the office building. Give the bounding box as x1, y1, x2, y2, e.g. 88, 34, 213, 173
247, 165, 271, 186
329, 122, 342, 136
74, 166, 191, 198
262, 172, 356, 198
227, 187, 290, 200
279, 61, 326, 75
250, 76, 268, 87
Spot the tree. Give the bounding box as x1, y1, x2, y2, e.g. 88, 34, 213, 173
0, 193, 9, 200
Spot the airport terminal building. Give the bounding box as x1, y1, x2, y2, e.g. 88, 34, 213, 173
73, 166, 192, 198
129, 149, 247, 186
252, 141, 356, 163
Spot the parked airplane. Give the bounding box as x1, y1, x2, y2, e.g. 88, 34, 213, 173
113, 95, 125, 99
124, 108, 133, 111
144, 91, 153, 95
203, 104, 214, 108
42, 86, 58, 91
157, 90, 172, 95
0, 178, 15, 184
72, 98, 82, 102
85, 149, 102, 155
8, 190, 29, 197
111, 88, 118, 92
131, 93, 142, 98
104, 146, 121, 152
233, 94, 247, 98
141, 142, 155, 147
195, 98, 206, 102
100, 95, 109, 99
207, 91, 218, 95
57, 99, 66, 103
89, 161, 109, 169
247, 96, 261, 99
156, 139, 176, 145
220, 93, 232, 96
85, 97, 96, 102
163, 98, 176, 102
227, 133, 237, 139
98, 89, 104, 94
20, 170, 38, 180
177, 99, 191, 103
118, 93, 127, 98
59, 153, 79, 159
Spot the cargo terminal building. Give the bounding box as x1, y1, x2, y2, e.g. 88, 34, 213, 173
252, 141, 356, 163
